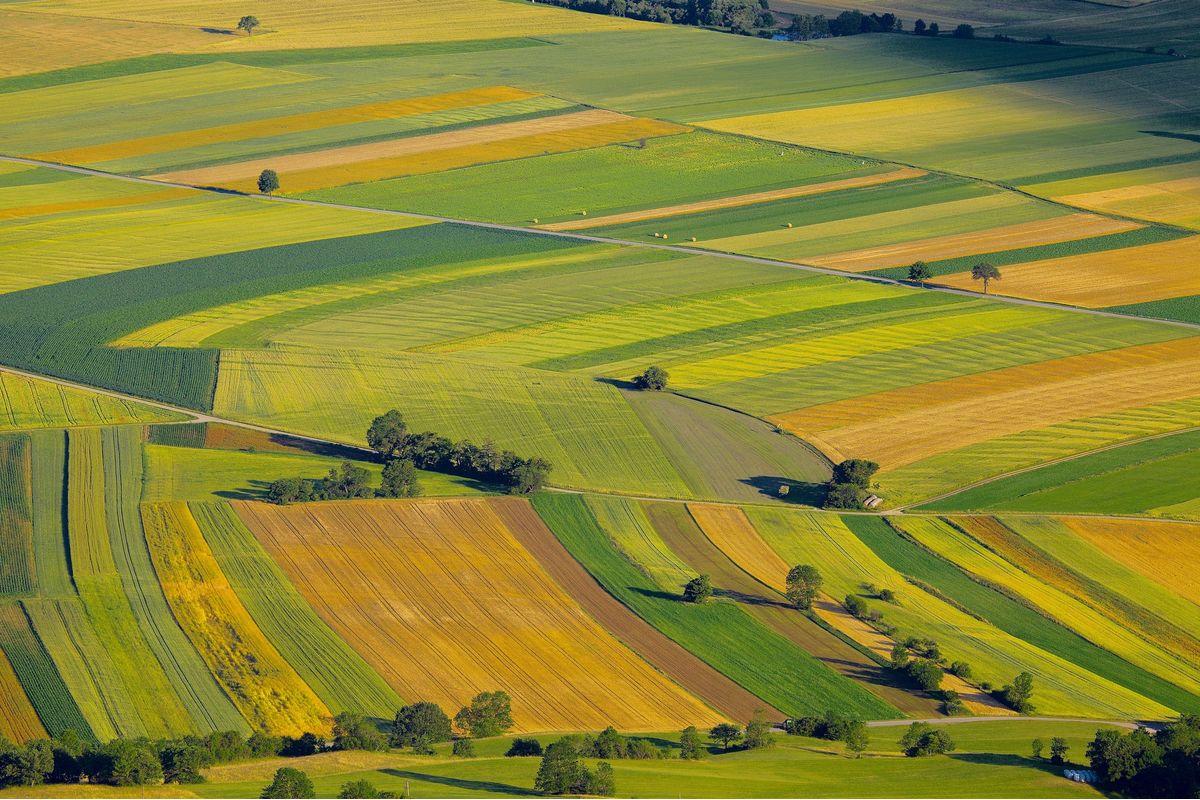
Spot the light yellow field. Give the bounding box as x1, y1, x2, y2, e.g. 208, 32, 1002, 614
0, 370, 184, 430
0, 180, 426, 294
896, 516, 1200, 697
583, 495, 693, 592
0, 648, 46, 743
770, 337, 1200, 469
0, 188, 195, 221
935, 236, 1200, 306
538, 167, 926, 231
9, 0, 648, 58
236, 498, 722, 732
689, 504, 1008, 714
154, 111, 687, 192
807, 214, 1139, 272
1062, 517, 1200, 607
35, 86, 539, 165
1026, 162, 1200, 230
141, 501, 331, 737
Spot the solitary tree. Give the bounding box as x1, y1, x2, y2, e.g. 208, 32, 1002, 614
785, 564, 822, 610
1031, 738, 1045, 760
907, 260, 932, 287
844, 724, 870, 758
634, 365, 669, 391
710, 723, 743, 751
1002, 672, 1035, 713
679, 726, 705, 760
261, 768, 315, 799
452, 738, 476, 758
238, 15, 260, 35
831, 458, 879, 488
1049, 737, 1069, 765
682, 574, 712, 603
971, 262, 1001, 294
258, 168, 280, 194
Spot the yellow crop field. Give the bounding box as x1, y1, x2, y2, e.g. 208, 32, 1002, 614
539, 167, 926, 231
807, 214, 1139, 272
236, 498, 722, 732
0, 370, 184, 430
0, 189, 194, 222
0, 184, 425, 294
141, 501, 331, 737
0, 648, 46, 742
10, 0, 649, 54
898, 516, 1200, 697
155, 111, 688, 192
584, 495, 694, 592
36, 86, 539, 166
1026, 163, 1200, 230
667, 305, 1043, 390
935, 236, 1200, 306
1062, 517, 1200, 607
770, 337, 1200, 469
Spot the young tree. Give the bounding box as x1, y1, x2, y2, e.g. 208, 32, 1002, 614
1002, 672, 1035, 713
971, 262, 1001, 294
710, 723, 743, 751
928, 21, 940, 35
238, 15, 260, 35
589, 761, 616, 797
1031, 738, 1045, 759
533, 740, 582, 795
844, 724, 870, 758
679, 726, 705, 759
257, 168, 280, 194
452, 738, 476, 758
682, 574, 712, 603
378, 458, 421, 498
261, 767, 315, 799
907, 260, 932, 287
333, 712, 387, 752
743, 711, 775, 750
913, 18, 926, 34
785, 564, 822, 610
455, 691, 514, 738
367, 410, 408, 457
1049, 737, 1069, 765
391, 702, 453, 752
634, 365, 669, 391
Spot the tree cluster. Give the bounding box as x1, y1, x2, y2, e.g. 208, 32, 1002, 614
1087, 715, 1200, 797
368, 410, 552, 495
784, 710, 869, 755
898, 722, 955, 757
537, 0, 773, 34
912, 19, 940, 36
390, 692, 513, 755
785, 10, 899, 40
267, 461, 384, 505
822, 458, 879, 509
683, 573, 713, 603
534, 739, 615, 796
634, 365, 669, 391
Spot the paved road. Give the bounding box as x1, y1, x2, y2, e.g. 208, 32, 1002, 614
865, 716, 1147, 730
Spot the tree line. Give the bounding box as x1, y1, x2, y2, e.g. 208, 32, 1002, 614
1086, 715, 1200, 797
533, 0, 774, 35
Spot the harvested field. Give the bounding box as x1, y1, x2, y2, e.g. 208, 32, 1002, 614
679, 503, 935, 716
0, 435, 34, 597
35, 86, 539, 165
0, 646, 45, 742
1062, 517, 1200, 607
236, 497, 719, 732
142, 501, 330, 737
1054, 175, 1200, 230
538, 167, 926, 231
807, 214, 1140, 272
936, 236, 1200, 306
154, 110, 687, 192
769, 337, 1200, 470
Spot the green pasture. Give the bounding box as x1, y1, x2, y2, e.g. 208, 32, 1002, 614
533, 493, 901, 719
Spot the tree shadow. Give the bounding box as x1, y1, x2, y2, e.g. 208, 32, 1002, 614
1139, 130, 1200, 144
712, 587, 791, 608
200, 27, 236, 35
949, 753, 1068, 776
595, 376, 640, 391
628, 586, 682, 601
741, 475, 826, 506
214, 479, 273, 501
380, 769, 531, 796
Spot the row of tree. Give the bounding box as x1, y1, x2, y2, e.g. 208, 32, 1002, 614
785, 10, 899, 40
535, 0, 773, 34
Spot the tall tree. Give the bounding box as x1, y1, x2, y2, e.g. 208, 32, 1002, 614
785, 564, 822, 609
257, 168, 280, 194
367, 409, 408, 457
907, 260, 932, 287
970, 262, 1001, 294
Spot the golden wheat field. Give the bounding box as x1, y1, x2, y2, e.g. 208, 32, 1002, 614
141, 501, 332, 737
1062, 517, 1200, 607
235, 498, 723, 732
0, 649, 45, 742
935, 236, 1200, 306
807, 214, 1139, 272
769, 337, 1200, 469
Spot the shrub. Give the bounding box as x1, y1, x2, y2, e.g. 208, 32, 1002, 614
261, 767, 314, 799
452, 739, 476, 759
506, 738, 544, 757
898, 723, 955, 757
634, 365, 669, 391
682, 574, 712, 603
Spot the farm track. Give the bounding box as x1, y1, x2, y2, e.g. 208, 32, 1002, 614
3, 154, 1199, 333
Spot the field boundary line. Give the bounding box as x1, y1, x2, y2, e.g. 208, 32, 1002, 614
3, 154, 1199, 333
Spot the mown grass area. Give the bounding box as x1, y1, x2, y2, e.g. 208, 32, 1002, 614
192, 501, 401, 718
533, 493, 900, 719
846, 515, 1200, 715
922, 428, 1200, 513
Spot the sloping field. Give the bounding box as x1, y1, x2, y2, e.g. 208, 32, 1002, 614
0, 435, 34, 597
235, 498, 720, 731
194, 501, 401, 718
154, 111, 687, 193
532, 493, 899, 719
679, 503, 935, 715
142, 501, 331, 737
745, 508, 1167, 718
769, 337, 1200, 470
0, 646, 44, 742
0, 370, 184, 430
0, 603, 94, 741
28, 431, 71, 600
1030, 166, 1200, 230
807, 214, 1140, 272
1061, 517, 1200, 607
935, 236, 1200, 306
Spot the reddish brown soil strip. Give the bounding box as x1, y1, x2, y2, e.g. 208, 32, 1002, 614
494, 497, 773, 722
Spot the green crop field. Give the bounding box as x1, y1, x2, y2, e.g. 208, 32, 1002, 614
0, 434, 34, 597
